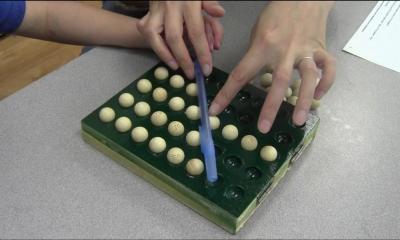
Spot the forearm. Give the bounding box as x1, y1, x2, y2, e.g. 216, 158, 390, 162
16, 1, 149, 48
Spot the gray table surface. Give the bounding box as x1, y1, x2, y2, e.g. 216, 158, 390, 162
1, 1, 399, 239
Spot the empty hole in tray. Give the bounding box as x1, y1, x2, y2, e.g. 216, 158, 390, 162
244, 167, 262, 181
223, 185, 245, 200
274, 132, 294, 145
223, 156, 243, 169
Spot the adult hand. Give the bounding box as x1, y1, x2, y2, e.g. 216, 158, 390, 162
137, 1, 225, 79
209, 1, 336, 133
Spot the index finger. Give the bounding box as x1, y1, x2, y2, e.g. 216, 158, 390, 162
258, 58, 294, 133
183, 3, 213, 76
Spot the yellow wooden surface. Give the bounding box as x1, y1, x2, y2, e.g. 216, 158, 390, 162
0, 1, 101, 100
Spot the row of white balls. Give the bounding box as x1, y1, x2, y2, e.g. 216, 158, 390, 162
118, 91, 194, 114
137, 78, 198, 99
99, 107, 277, 161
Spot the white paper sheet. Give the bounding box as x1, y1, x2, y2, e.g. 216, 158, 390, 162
343, 1, 400, 73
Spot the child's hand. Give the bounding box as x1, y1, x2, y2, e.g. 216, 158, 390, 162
137, 1, 225, 79
210, 1, 336, 133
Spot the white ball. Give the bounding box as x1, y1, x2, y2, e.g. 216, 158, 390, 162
186, 83, 198, 97
149, 137, 166, 153
115, 116, 132, 132
99, 107, 115, 123
186, 158, 204, 176
209, 116, 220, 130
150, 111, 168, 127
285, 88, 293, 98
152, 87, 168, 102
260, 73, 273, 87
185, 105, 200, 121
134, 101, 151, 117
292, 88, 300, 96
291, 79, 301, 89
131, 126, 148, 142
186, 130, 200, 147
222, 124, 239, 140
167, 147, 185, 165
154, 66, 169, 80
311, 99, 321, 110
260, 145, 278, 162
137, 79, 152, 93
168, 121, 185, 136
241, 135, 258, 151
287, 96, 298, 106
118, 93, 135, 108
169, 97, 185, 111
170, 74, 185, 88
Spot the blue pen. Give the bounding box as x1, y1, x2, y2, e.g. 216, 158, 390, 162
194, 59, 218, 183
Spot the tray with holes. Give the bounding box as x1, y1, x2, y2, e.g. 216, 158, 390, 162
81, 62, 320, 234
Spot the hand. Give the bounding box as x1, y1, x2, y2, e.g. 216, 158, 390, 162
137, 1, 224, 79
209, 1, 336, 133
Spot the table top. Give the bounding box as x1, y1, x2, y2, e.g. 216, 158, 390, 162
1, 1, 399, 238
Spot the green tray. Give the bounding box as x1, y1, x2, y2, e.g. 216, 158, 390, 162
81, 63, 319, 234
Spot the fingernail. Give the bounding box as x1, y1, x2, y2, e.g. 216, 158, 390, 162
168, 60, 178, 70
294, 110, 307, 125
258, 119, 272, 134
314, 90, 324, 100
203, 64, 212, 76
209, 102, 220, 115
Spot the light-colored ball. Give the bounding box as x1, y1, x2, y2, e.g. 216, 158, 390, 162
185, 105, 200, 121
291, 79, 302, 89
154, 66, 169, 80
241, 135, 258, 151
186, 158, 204, 176
186, 83, 198, 97
152, 87, 168, 102
150, 111, 168, 127
292, 88, 300, 96
285, 88, 293, 98
137, 79, 152, 93
186, 130, 200, 147
260, 145, 278, 162
115, 116, 132, 132
311, 99, 321, 110
149, 137, 166, 153
167, 147, 185, 165
134, 101, 151, 117
99, 107, 115, 123
260, 73, 273, 87
222, 124, 239, 140
118, 93, 135, 108
287, 96, 298, 106
209, 116, 220, 130
131, 126, 148, 142
169, 97, 185, 111
170, 74, 185, 88
168, 121, 185, 136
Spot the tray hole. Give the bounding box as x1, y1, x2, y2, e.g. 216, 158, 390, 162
223, 185, 244, 200
244, 167, 262, 181
239, 114, 254, 124
274, 132, 293, 145
237, 90, 251, 103
223, 105, 236, 115
223, 156, 243, 169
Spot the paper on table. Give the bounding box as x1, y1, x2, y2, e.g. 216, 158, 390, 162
343, 1, 400, 73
